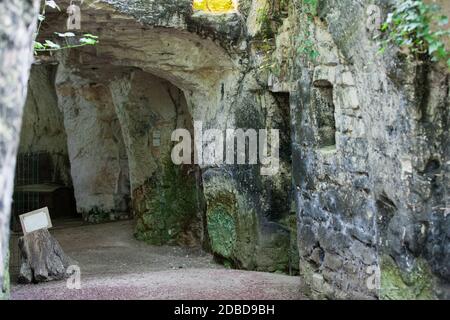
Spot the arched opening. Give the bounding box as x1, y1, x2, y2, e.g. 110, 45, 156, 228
11, 65, 78, 234
9, 1, 296, 289
55, 63, 209, 241
9, 63, 210, 281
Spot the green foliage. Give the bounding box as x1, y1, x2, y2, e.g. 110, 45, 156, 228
34, 0, 98, 55
381, 255, 435, 300
293, 0, 319, 62
134, 158, 201, 246
256, 0, 291, 72
379, 0, 450, 69
256, 0, 290, 41
207, 204, 237, 258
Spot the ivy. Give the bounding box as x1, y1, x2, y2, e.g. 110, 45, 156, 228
293, 0, 319, 62
379, 0, 450, 69
34, 0, 98, 55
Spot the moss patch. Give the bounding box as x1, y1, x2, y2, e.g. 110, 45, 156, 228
381, 255, 436, 300
207, 205, 237, 258
134, 157, 202, 246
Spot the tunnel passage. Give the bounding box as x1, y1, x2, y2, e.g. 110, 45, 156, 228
55, 63, 207, 246
12, 62, 208, 247
11, 65, 78, 231
19, 0, 297, 273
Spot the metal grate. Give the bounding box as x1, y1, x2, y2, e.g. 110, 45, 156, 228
11, 152, 41, 231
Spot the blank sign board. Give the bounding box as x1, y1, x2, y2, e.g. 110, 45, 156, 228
20, 207, 52, 234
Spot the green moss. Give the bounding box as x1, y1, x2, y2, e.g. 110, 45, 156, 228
134, 157, 202, 246
203, 176, 261, 269
381, 255, 436, 300
83, 207, 111, 224
207, 205, 237, 258
293, 0, 320, 62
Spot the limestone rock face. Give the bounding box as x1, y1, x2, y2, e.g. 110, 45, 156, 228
0, 0, 40, 299
283, 0, 449, 299
19, 65, 73, 189
56, 64, 131, 220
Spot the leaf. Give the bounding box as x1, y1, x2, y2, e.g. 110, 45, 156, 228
83, 34, 99, 39
55, 32, 76, 38
438, 15, 449, 26
44, 40, 61, 49
80, 38, 98, 45
45, 0, 60, 11
428, 41, 440, 55
34, 41, 45, 50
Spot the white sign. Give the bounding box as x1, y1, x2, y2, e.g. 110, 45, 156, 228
153, 130, 161, 147
20, 207, 53, 234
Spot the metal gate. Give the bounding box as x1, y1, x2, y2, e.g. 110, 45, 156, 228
11, 152, 42, 232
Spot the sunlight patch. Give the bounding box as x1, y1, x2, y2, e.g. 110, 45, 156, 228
193, 0, 236, 13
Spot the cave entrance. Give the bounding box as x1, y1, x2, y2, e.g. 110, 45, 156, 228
9, 65, 82, 279
105, 70, 208, 248
11, 65, 79, 233
53, 63, 208, 248
9, 64, 209, 281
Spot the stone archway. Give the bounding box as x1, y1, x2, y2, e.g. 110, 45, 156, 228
55, 61, 207, 245
36, 0, 295, 272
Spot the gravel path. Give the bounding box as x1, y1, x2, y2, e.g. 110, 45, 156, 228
10, 221, 304, 300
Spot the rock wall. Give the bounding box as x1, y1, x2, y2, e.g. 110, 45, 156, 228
110, 71, 204, 246
0, 0, 39, 300
265, 0, 449, 299
55, 61, 131, 221
19, 65, 72, 186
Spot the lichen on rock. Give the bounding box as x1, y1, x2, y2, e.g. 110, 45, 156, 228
134, 157, 204, 246
381, 255, 435, 300
207, 203, 237, 258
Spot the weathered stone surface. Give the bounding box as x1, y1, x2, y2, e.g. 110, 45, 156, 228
287, 0, 449, 299
55, 62, 131, 220
30, 0, 296, 272
18, 229, 73, 284
0, 0, 39, 299
20, 65, 72, 186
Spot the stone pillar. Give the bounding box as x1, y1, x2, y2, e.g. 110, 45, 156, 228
55, 63, 130, 222
0, 0, 39, 299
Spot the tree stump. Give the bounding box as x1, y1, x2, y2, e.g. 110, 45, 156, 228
18, 229, 73, 284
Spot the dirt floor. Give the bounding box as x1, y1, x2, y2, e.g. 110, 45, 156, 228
10, 220, 304, 300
